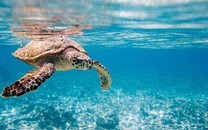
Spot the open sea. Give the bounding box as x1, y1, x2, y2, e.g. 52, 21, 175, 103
0, 0, 208, 129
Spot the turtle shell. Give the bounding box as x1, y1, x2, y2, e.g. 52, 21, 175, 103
13, 35, 87, 62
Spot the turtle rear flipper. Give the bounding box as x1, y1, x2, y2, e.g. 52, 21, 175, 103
92, 60, 112, 90
1, 63, 55, 97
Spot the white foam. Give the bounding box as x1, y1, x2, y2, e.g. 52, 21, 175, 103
121, 22, 208, 29
110, 11, 148, 19
107, 0, 204, 6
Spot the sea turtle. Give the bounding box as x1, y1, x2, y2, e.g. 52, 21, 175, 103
1, 35, 112, 97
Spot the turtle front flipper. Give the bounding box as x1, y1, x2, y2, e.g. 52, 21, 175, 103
1, 63, 55, 97
92, 60, 112, 90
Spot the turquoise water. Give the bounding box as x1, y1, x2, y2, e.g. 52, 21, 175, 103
1, 0, 208, 129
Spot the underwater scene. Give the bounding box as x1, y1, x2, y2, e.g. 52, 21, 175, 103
0, 0, 208, 129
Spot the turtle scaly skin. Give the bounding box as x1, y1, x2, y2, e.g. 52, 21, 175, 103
2, 63, 55, 97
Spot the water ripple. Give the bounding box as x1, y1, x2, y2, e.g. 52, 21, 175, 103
0, 0, 207, 48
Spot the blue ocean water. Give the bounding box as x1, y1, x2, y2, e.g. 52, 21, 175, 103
0, 0, 208, 129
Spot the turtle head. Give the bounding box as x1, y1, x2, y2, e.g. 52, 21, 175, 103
72, 59, 93, 70
71, 53, 93, 70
